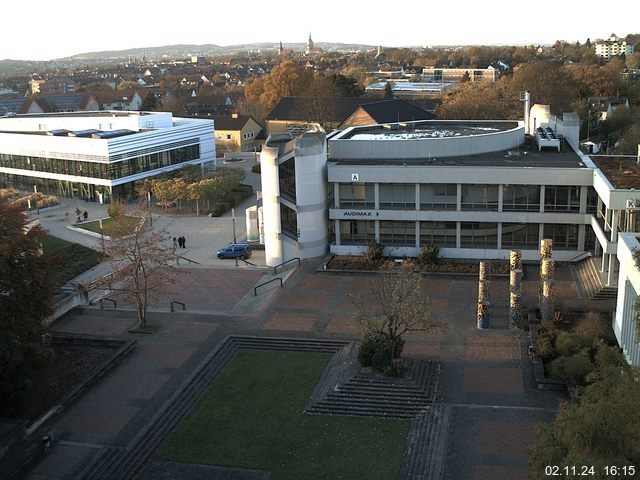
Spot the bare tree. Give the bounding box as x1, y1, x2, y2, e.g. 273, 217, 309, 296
102, 214, 176, 329
352, 261, 441, 370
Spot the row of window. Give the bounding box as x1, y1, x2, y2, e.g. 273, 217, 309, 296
0, 144, 200, 181
338, 183, 590, 213
338, 220, 582, 250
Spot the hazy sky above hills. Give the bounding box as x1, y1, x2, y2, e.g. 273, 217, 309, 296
3, 0, 637, 61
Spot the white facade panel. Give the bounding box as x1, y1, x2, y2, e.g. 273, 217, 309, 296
614, 233, 640, 367
260, 146, 283, 267
294, 134, 329, 258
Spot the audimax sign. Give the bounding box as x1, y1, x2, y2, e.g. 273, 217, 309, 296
341, 210, 380, 218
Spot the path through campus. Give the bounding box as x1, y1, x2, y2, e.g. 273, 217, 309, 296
25, 259, 579, 480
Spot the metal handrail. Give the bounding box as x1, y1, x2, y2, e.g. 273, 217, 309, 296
176, 255, 199, 265
170, 301, 186, 312
254, 277, 283, 296
568, 250, 593, 263
99, 298, 117, 309
273, 257, 301, 275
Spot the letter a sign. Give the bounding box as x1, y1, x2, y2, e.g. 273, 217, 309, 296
351, 173, 359, 181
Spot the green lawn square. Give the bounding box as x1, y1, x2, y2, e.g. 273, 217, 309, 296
156, 349, 410, 480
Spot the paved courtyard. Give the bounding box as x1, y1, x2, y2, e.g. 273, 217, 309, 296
21, 252, 593, 480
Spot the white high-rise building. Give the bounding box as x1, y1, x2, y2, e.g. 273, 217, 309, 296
595, 34, 634, 60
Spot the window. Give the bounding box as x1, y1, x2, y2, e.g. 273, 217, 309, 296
379, 221, 415, 245
502, 185, 540, 211
278, 157, 296, 202
461, 185, 498, 211
280, 204, 297, 240
419, 221, 456, 247
420, 184, 456, 210
226, 134, 232, 140
502, 223, 539, 248
586, 187, 598, 214
544, 186, 580, 212
339, 183, 374, 208
217, 134, 223, 140
460, 222, 498, 248
379, 183, 415, 209
340, 220, 375, 245
543, 224, 578, 249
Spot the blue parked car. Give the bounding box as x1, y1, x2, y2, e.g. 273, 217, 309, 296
217, 243, 252, 259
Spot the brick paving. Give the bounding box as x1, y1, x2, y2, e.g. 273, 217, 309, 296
25, 259, 589, 480
262, 311, 318, 331
463, 366, 524, 395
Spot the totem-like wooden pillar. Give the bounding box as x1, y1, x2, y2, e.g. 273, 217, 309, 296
509, 249, 522, 272
510, 269, 522, 294
477, 300, 490, 329
509, 291, 522, 328
540, 279, 555, 322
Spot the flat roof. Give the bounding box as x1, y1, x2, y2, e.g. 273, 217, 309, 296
330, 145, 586, 169
12, 110, 150, 118
592, 156, 640, 189
339, 121, 519, 140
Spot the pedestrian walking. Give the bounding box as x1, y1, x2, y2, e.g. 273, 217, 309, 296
181, 236, 186, 248
173, 237, 178, 249
76, 214, 81, 223
177, 236, 183, 248
65, 212, 69, 222
83, 210, 88, 221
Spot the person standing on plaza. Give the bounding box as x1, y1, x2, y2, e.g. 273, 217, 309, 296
83, 210, 88, 221
173, 237, 178, 249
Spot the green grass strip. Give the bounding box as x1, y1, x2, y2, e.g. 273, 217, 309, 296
41, 235, 102, 285
157, 349, 410, 480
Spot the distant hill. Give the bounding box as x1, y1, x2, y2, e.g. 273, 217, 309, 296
61, 42, 376, 61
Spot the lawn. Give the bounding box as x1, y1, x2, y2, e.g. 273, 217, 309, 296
156, 349, 410, 480
41, 235, 102, 285
75, 216, 139, 236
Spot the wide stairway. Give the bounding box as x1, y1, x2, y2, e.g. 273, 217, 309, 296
572, 257, 618, 300
306, 358, 441, 418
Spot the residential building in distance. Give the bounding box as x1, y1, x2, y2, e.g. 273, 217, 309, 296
0, 111, 215, 202
265, 98, 434, 137
421, 66, 499, 82
365, 82, 455, 98
90, 90, 144, 111
595, 33, 634, 60
587, 96, 630, 126
209, 113, 262, 153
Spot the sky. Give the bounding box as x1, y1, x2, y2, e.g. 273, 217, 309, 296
2, 0, 637, 61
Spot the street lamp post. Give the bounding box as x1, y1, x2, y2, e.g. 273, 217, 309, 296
99, 218, 105, 254
147, 191, 153, 227
232, 207, 238, 267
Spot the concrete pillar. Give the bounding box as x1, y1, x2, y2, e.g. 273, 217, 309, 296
608, 253, 616, 286
498, 185, 504, 213
374, 183, 380, 210
579, 185, 588, 214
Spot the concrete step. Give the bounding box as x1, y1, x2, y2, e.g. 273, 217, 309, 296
397, 405, 451, 480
